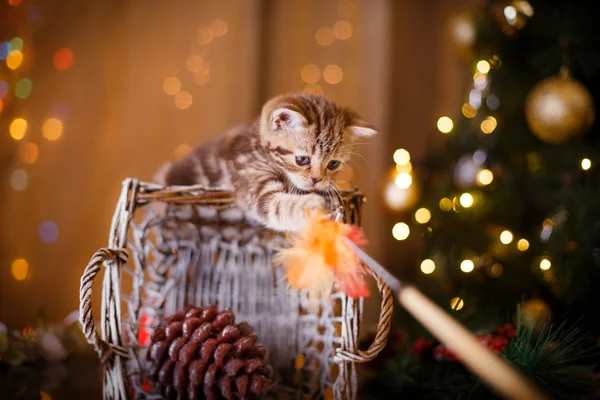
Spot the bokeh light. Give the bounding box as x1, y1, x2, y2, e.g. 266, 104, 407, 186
395, 172, 412, 188
15, 78, 32, 99
477, 169, 494, 185
517, 239, 530, 251
437, 116, 453, 133
10, 37, 23, 51
10, 118, 27, 140
10, 169, 28, 191
473, 72, 487, 88
11, 258, 29, 281
539, 258, 551, 270
490, 263, 503, 277
53, 48, 74, 71
6, 50, 23, 70
323, 64, 343, 84
462, 102, 477, 118
175, 144, 192, 159
315, 27, 335, 46
211, 19, 228, 37
393, 148, 410, 165
439, 197, 453, 211
163, 77, 181, 96
300, 64, 321, 84
39, 221, 59, 243
8, 0, 22, 6
450, 297, 465, 311
459, 193, 474, 208
333, 20, 353, 40
0, 81, 8, 99
198, 27, 214, 45
415, 208, 431, 224
500, 230, 514, 244
42, 118, 64, 141
396, 162, 412, 173
0, 99, 3, 114
460, 259, 474, 273
392, 222, 410, 241
504, 5, 517, 21
174, 91, 193, 109
0, 42, 10, 60
19, 142, 39, 164
193, 68, 211, 86
186, 54, 204, 73
481, 116, 497, 134
421, 259, 435, 274
581, 158, 592, 171
304, 83, 324, 96
476, 60, 490, 74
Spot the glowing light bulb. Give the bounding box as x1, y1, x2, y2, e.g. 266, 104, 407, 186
539, 258, 551, 270
393, 148, 410, 165
500, 230, 513, 244
477, 169, 494, 185
415, 208, 431, 224
476, 60, 490, 74
581, 158, 592, 171
517, 239, 529, 251
437, 116, 453, 134
420, 259, 435, 274
395, 172, 412, 189
460, 259, 474, 273
459, 193, 474, 208
392, 222, 410, 241
450, 297, 464, 311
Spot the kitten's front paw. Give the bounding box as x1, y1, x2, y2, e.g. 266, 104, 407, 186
301, 194, 327, 213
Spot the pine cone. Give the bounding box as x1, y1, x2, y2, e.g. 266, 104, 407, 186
147, 305, 274, 400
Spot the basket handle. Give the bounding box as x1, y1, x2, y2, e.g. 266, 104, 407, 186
335, 267, 393, 363
79, 247, 129, 363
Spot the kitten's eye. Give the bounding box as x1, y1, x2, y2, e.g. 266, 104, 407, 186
295, 156, 310, 166
327, 160, 341, 170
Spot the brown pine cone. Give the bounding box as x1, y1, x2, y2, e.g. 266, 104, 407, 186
147, 305, 274, 400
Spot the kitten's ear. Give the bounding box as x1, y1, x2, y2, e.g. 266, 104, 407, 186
271, 107, 307, 133
345, 108, 378, 138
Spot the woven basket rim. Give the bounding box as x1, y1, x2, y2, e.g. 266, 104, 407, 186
133, 181, 364, 207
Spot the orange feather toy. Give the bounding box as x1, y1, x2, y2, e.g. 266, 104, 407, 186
276, 209, 370, 300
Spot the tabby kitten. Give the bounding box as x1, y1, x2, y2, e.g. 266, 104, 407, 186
156, 93, 377, 232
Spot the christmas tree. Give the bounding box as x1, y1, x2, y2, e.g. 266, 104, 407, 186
366, 1, 600, 398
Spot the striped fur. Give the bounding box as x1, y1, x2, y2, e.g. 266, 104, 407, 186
158, 93, 377, 232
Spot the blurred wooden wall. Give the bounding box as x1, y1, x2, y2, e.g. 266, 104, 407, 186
0, 0, 467, 328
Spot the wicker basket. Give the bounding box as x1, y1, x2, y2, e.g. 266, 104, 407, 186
79, 178, 392, 399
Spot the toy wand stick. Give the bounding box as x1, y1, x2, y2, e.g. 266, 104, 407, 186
342, 237, 549, 400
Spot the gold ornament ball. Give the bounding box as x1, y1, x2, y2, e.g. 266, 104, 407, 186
517, 298, 551, 332
525, 70, 595, 144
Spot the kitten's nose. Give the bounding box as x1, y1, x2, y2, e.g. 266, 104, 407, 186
311, 176, 323, 184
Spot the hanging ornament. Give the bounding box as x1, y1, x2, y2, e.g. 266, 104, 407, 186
525, 67, 595, 144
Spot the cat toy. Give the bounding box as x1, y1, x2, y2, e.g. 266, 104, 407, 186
277, 210, 548, 400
